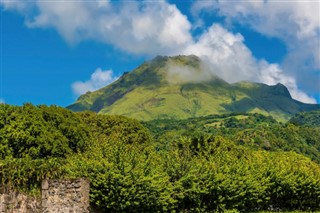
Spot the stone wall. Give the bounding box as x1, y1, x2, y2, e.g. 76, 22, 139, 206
0, 178, 90, 213
41, 178, 90, 213
0, 187, 40, 213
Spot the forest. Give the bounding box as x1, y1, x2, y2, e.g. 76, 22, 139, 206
0, 103, 320, 212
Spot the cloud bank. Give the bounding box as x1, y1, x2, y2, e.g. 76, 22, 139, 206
182, 24, 317, 103
1, 0, 318, 103
192, 0, 320, 103
72, 68, 118, 96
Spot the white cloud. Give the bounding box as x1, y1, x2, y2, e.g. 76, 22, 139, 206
72, 68, 118, 96
1, 0, 34, 12
192, 0, 320, 101
0, 99, 5, 104
258, 61, 317, 104
182, 24, 317, 103
5, 0, 192, 55
193, 1, 320, 40
183, 24, 259, 83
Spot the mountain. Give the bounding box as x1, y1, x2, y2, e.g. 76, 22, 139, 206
67, 55, 320, 121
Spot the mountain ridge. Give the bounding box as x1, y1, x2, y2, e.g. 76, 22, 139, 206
67, 55, 320, 121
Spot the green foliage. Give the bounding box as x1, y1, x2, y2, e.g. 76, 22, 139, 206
155, 136, 320, 212
0, 104, 90, 159
264, 152, 320, 211
77, 111, 151, 145
0, 157, 65, 194
64, 134, 175, 211
144, 113, 320, 163
289, 110, 320, 127
1, 104, 320, 212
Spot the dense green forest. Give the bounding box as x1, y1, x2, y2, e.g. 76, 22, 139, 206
143, 112, 320, 163
0, 104, 320, 212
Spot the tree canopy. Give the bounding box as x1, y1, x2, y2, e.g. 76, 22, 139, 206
0, 104, 319, 212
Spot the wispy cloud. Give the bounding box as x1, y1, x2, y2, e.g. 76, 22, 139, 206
0, 99, 5, 104
166, 58, 216, 85
72, 68, 118, 96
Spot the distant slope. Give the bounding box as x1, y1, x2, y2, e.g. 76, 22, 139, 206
289, 110, 320, 127
67, 55, 320, 121
142, 112, 320, 163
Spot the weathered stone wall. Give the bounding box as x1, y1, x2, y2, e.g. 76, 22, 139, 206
0, 178, 90, 213
41, 178, 90, 213
0, 187, 40, 213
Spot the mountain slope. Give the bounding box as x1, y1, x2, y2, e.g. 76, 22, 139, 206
67, 55, 319, 121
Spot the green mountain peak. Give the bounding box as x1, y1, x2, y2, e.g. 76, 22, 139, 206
67, 55, 319, 121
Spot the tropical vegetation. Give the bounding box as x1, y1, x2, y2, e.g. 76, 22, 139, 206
0, 103, 319, 212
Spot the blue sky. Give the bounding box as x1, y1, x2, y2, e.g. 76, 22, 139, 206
1, 0, 319, 106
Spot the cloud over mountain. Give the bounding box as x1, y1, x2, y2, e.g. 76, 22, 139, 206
182, 24, 316, 103
192, 0, 320, 102
1, 0, 318, 103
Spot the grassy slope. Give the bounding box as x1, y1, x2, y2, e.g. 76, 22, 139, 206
67, 55, 320, 121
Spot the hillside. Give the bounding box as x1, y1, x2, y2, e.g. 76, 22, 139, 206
289, 110, 320, 127
67, 55, 319, 121
143, 112, 320, 163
